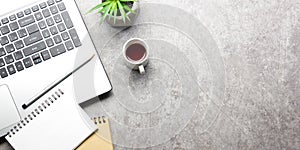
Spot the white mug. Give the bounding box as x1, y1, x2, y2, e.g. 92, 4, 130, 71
123, 38, 149, 74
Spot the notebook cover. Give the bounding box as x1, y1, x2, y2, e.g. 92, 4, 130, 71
76, 117, 114, 150
5, 77, 96, 150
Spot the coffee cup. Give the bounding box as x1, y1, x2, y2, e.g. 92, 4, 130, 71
123, 38, 149, 74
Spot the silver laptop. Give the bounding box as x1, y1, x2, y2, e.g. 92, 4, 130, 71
0, 0, 112, 136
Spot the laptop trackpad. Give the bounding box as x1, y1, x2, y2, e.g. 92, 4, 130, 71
0, 85, 20, 129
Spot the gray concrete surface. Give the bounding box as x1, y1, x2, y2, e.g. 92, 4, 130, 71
1, 0, 300, 149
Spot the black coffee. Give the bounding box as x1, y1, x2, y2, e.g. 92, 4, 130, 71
126, 43, 146, 61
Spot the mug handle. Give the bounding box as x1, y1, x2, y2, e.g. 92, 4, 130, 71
138, 65, 145, 74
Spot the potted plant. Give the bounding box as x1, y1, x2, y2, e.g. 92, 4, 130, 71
88, 0, 139, 27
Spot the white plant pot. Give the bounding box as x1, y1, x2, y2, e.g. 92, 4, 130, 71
100, 0, 140, 27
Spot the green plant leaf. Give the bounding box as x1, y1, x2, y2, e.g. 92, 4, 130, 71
97, 7, 106, 13
100, 2, 114, 24
123, 4, 135, 14
113, 7, 117, 24
109, 2, 117, 20
86, 1, 111, 14
117, 1, 129, 23
99, 4, 109, 14
120, 0, 137, 2
88, 0, 138, 25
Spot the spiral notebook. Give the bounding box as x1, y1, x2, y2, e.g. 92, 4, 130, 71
76, 117, 114, 150
5, 80, 96, 150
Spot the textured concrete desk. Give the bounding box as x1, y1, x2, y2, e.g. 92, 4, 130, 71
1, 0, 300, 149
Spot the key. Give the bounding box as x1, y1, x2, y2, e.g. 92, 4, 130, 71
38, 21, 47, 29
50, 5, 58, 14
4, 54, 14, 64
17, 29, 27, 38
23, 57, 33, 68
50, 26, 58, 35
14, 51, 23, 60
53, 35, 62, 44
50, 43, 66, 57
46, 17, 54, 26
42, 29, 50, 38
42, 9, 51, 18
69, 29, 81, 47
24, 8, 31, 15
57, 23, 66, 32
65, 40, 74, 50
7, 64, 16, 75
41, 50, 51, 61
0, 58, 5, 67
0, 48, 6, 56
0, 36, 9, 46
57, 2, 66, 11
1, 18, 9, 24
27, 24, 39, 34
32, 53, 42, 64
23, 41, 46, 56
47, 0, 55, 6
9, 15, 16, 21
34, 12, 43, 21
24, 31, 43, 46
61, 32, 69, 41
9, 22, 19, 31
39, 2, 47, 9
15, 61, 24, 71
0, 68, 8, 78
18, 15, 35, 27
17, 11, 24, 18
32, 5, 39, 12
8, 32, 18, 42
53, 14, 62, 23
5, 44, 15, 53
62, 12, 73, 29
0, 25, 10, 35
14, 40, 24, 50
46, 38, 54, 47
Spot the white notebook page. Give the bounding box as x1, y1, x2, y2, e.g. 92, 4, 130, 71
5, 79, 95, 150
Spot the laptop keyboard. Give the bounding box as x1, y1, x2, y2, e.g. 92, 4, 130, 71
0, 0, 81, 79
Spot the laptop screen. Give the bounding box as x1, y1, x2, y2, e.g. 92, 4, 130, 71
0, 0, 38, 16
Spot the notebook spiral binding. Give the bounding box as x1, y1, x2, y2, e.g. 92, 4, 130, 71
93, 116, 107, 125
6, 89, 64, 138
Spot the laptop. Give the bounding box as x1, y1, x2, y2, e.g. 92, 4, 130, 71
0, 0, 112, 136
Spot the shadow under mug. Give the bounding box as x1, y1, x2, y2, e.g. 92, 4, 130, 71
123, 38, 149, 74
